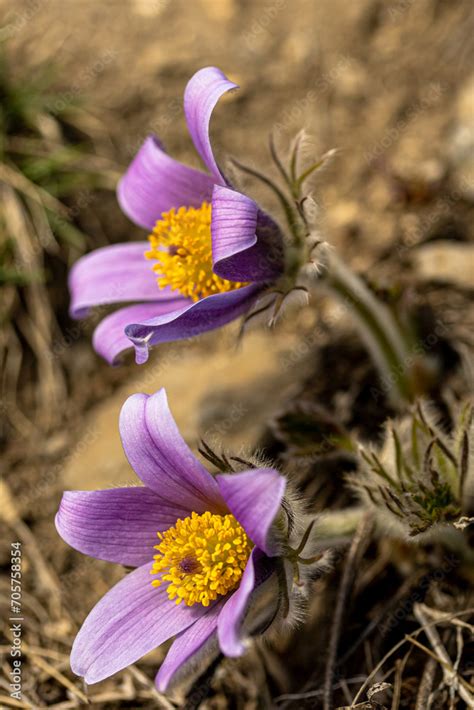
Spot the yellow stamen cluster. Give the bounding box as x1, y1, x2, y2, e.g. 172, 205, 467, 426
145, 201, 247, 301
151, 511, 253, 607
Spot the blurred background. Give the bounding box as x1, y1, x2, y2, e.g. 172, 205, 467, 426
0, 0, 473, 707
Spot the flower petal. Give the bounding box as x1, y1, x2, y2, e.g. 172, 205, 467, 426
217, 468, 286, 556
155, 603, 221, 692
119, 389, 224, 512
124, 284, 261, 364
184, 67, 238, 184
212, 185, 284, 282
91, 300, 187, 365
217, 548, 274, 657
69, 242, 177, 319
55, 488, 189, 567
70, 563, 212, 684
117, 136, 215, 230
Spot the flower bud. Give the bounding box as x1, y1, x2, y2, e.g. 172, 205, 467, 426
350, 400, 473, 540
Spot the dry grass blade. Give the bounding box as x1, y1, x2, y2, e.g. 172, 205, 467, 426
0, 696, 33, 709
418, 603, 474, 633
0, 324, 39, 438
391, 653, 411, 710
0, 479, 62, 619
26, 652, 89, 704
405, 635, 474, 705
1, 182, 66, 429
415, 658, 437, 710
274, 676, 368, 703
412, 603, 474, 706
350, 609, 474, 707
323, 513, 374, 710
0, 163, 68, 216
341, 569, 427, 665
0, 50, 119, 434
127, 666, 176, 709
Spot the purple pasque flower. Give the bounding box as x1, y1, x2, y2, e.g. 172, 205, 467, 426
55, 388, 287, 692
69, 67, 284, 365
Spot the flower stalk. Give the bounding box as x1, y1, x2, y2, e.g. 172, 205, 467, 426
322, 250, 415, 406
256, 134, 434, 407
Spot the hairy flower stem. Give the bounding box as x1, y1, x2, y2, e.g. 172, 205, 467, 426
273, 138, 434, 406
311, 507, 366, 541
235, 139, 430, 406
323, 251, 415, 407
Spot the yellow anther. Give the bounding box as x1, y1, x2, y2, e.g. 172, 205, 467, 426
145, 201, 247, 301
150, 511, 253, 607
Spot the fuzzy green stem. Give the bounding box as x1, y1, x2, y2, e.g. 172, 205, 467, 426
323, 251, 414, 406
311, 507, 366, 540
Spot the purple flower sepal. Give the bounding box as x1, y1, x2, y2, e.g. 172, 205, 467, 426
55, 388, 287, 692
69, 67, 285, 365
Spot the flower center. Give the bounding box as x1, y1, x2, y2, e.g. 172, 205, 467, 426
150, 511, 253, 607
145, 201, 247, 302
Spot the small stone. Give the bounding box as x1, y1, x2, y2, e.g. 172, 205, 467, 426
411, 241, 474, 289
